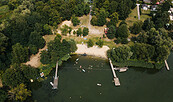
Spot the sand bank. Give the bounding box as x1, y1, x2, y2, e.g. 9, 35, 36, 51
75, 44, 110, 58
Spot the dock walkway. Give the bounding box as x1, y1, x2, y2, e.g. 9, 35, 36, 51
109, 59, 120, 86
165, 60, 170, 71
50, 61, 59, 89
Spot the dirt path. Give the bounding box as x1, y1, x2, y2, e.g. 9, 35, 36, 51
0, 79, 3, 87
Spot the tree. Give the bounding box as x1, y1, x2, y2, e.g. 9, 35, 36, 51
116, 24, 129, 38
108, 1, 118, 14
77, 28, 82, 36
83, 27, 89, 36
119, 20, 127, 26
121, 38, 128, 44
71, 15, 80, 26
67, 39, 77, 52
0, 89, 7, 102
84, 3, 90, 15
87, 39, 94, 48
28, 31, 45, 49
103, 0, 110, 11
29, 44, 38, 55
40, 50, 50, 64
107, 45, 133, 62
142, 18, 155, 31
43, 24, 52, 35
68, 27, 72, 35
107, 25, 116, 39
2, 68, 25, 87
0, 33, 8, 54
96, 39, 104, 48
137, 31, 148, 43
21, 65, 39, 80
117, 2, 131, 20
60, 24, 69, 36
90, 16, 98, 26
110, 12, 119, 27
155, 45, 170, 62
11, 43, 29, 64
73, 30, 76, 35
97, 8, 107, 26
8, 83, 31, 101
130, 21, 143, 34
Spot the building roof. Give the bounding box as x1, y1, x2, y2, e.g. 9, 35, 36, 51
142, 4, 148, 8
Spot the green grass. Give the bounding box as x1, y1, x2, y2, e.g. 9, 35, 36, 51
125, 7, 151, 27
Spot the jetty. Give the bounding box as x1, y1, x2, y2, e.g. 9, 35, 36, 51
165, 60, 170, 71
50, 61, 59, 89
109, 59, 120, 86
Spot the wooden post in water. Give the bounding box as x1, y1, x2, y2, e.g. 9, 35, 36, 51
165, 60, 170, 71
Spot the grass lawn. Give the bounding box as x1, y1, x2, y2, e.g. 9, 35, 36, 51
125, 7, 151, 27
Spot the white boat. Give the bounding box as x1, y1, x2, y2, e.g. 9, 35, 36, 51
97, 83, 102, 86
82, 69, 85, 72
76, 58, 79, 61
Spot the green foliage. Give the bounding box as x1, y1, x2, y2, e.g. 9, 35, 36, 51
96, 39, 103, 48
40, 37, 76, 64
2, 68, 25, 87
107, 45, 133, 62
8, 83, 31, 101
29, 44, 38, 55
71, 15, 80, 26
114, 38, 121, 44
77, 28, 82, 36
68, 27, 72, 35
87, 39, 94, 48
121, 38, 128, 44
83, 27, 89, 36
43, 24, 52, 35
106, 25, 116, 39
142, 18, 155, 31
21, 65, 39, 80
11, 43, 29, 64
116, 24, 129, 38
73, 30, 76, 35
131, 43, 155, 61
67, 39, 77, 52
130, 21, 143, 34
0, 89, 7, 102
0, 33, 8, 54
60, 24, 69, 36
97, 8, 107, 26
28, 31, 46, 49
119, 20, 127, 26
90, 16, 98, 26
110, 12, 119, 27
40, 50, 50, 64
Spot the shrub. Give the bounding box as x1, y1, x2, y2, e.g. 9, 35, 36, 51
121, 38, 128, 44
87, 39, 94, 48
96, 39, 103, 48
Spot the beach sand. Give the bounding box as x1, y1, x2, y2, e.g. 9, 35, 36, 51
75, 44, 110, 59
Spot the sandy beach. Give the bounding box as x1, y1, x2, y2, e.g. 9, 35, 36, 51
75, 44, 110, 58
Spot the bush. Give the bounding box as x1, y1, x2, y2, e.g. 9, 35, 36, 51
77, 28, 82, 36
71, 15, 80, 26
96, 39, 103, 48
114, 38, 121, 44
29, 44, 38, 55
121, 38, 128, 44
83, 27, 89, 36
87, 39, 94, 48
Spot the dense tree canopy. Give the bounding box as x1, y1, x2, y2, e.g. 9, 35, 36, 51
116, 24, 129, 38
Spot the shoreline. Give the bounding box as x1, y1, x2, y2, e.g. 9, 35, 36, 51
75, 44, 110, 59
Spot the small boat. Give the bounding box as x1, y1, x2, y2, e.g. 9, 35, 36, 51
97, 83, 102, 86
82, 69, 85, 72
76, 58, 79, 61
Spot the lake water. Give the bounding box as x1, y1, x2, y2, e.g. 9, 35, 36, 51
32, 53, 173, 102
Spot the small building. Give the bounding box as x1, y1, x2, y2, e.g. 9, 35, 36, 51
142, 4, 148, 10
151, 5, 158, 11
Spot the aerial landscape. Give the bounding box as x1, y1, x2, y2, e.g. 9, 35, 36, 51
0, 0, 173, 102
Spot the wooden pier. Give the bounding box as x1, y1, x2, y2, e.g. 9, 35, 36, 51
165, 60, 170, 71
50, 61, 59, 89
109, 59, 120, 86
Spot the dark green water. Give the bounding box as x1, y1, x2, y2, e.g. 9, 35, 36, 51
32, 53, 173, 102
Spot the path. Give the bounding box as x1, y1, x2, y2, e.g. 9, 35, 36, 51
136, 4, 140, 20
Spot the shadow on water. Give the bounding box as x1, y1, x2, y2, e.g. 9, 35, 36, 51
130, 66, 160, 74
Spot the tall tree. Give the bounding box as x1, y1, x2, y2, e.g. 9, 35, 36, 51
142, 18, 155, 31
83, 27, 89, 36
107, 25, 116, 39
8, 83, 31, 101
130, 21, 143, 34
116, 24, 129, 38
11, 43, 29, 64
